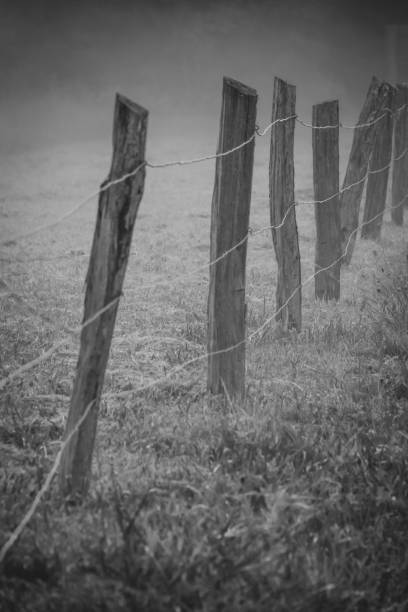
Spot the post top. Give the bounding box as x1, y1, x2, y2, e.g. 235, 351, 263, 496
223, 76, 257, 97
115, 93, 149, 118
274, 76, 295, 90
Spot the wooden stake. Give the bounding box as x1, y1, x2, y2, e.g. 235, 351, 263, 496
60, 94, 148, 498
313, 100, 341, 301
340, 77, 382, 264
361, 83, 394, 240
207, 77, 257, 400
391, 84, 408, 225
269, 77, 301, 331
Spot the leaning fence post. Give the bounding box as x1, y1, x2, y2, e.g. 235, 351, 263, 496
391, 84, 408, 225
313, 99, 341, 301
340, 76, 382, 264
269, 77, 301, 331
59, 94, 148, 498
207, 77, 257, 400
361, 82, 395, 240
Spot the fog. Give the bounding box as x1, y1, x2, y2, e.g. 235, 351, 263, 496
1, 0, 406, 157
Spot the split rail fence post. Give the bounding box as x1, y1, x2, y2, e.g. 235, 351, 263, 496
59, 94, 148, 498
340, 76, 382, 264
391, 84, 408, 225
361, 82, 395, 240
269, 77, 301, 331
207, 77, 257, 400
312, 99, 341, 301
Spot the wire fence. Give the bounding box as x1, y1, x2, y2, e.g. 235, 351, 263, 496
1, 103, 407, 391
1, 176, 407, 395
0, 89, 407, 563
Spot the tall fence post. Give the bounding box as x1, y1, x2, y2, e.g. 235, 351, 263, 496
269, 77, 301, 331
391, 84, 408, 225
313, 99, 341, 301
207, 77, 257, 400
59, 94, 148, 498
340, 77, 382, 265
361, 82, 395, 240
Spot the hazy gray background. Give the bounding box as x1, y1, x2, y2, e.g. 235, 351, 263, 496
1, 0, 407, 157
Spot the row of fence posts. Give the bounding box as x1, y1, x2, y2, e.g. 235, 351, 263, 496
59, 75, 408, 499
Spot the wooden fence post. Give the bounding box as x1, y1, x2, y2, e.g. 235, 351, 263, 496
340, 77, 382, 264
59, 94, 148, 498
207, 77, 257, 400
313, 100, 341, 301
391, 84, 408, 225
269, 77, 301, 331
361, 83, 395, 240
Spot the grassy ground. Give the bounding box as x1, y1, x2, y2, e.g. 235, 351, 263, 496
1, 136, 408, 611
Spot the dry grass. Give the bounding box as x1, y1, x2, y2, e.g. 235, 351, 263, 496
1, 138, 408, 611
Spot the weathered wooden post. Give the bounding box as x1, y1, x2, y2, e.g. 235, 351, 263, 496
391, 84, 408, 225
60, 94, 148, 498
361, 83, 395, 240
312, 100, 341, 301
340, 77, 382, 264
269, 77, 301, 331
207, 77, 257, 400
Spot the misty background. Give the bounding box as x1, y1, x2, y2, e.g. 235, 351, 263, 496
1, 0, 407, 162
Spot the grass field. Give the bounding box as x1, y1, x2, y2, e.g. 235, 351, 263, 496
1, 123, 408, 611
